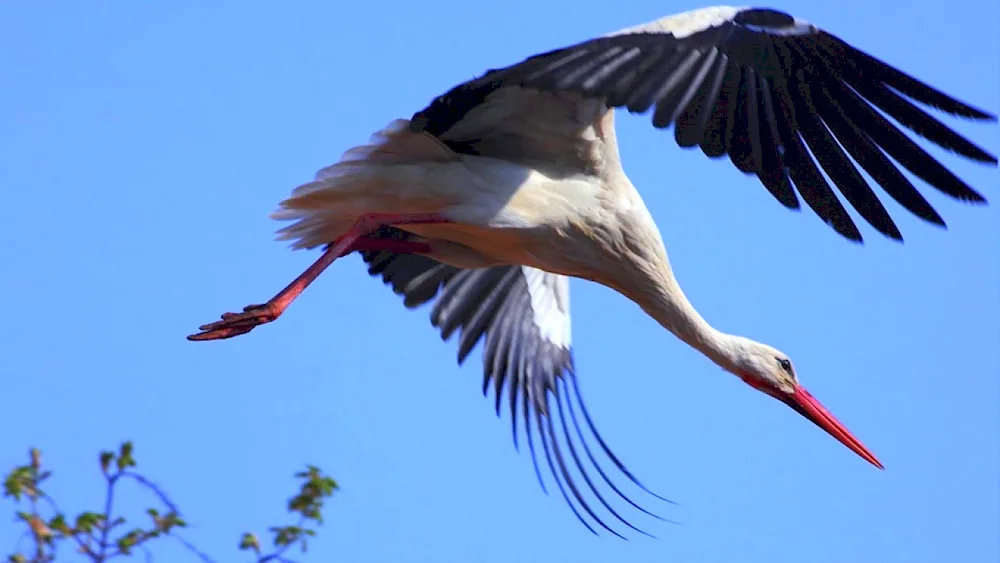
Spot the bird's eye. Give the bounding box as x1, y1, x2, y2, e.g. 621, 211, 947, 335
777, 358, 792, 372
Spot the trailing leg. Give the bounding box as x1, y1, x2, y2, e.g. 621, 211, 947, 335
187, 213, 449, 341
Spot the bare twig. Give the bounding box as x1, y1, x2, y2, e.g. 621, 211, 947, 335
98, 473, 119, 558
171, 534, 218, 563
120, 473, 181, 516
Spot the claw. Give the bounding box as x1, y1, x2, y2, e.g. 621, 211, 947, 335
188, 304, 277, 341
187, 324, 256, 341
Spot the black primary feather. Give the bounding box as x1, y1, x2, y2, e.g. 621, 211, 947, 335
358, 227, 673, 537
411, 7, 996, 242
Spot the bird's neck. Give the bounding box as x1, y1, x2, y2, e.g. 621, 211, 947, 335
628, 259, 735, 369
606, 209, 737, 371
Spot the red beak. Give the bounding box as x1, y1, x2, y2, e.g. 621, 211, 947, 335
782, 385, 884, 469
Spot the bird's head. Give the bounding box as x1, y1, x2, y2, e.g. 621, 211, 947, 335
727, 337, 884, 469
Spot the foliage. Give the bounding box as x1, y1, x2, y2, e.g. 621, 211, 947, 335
3, 442, 337, 563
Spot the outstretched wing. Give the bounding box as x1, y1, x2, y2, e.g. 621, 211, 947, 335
358, 227, 671, 537
411, 6, 997, 242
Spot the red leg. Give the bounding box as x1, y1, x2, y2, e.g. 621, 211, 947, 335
187, 213, 447, 341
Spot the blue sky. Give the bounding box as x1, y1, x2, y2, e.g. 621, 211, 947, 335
1, 1, 997, 562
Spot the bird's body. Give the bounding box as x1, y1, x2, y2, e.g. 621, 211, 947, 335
278, 106, 663, 295
189, 6, 997, 537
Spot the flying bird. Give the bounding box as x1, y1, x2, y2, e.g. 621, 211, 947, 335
188, 6, 997, 537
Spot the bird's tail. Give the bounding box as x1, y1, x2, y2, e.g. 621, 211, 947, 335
270, 119, 464, 250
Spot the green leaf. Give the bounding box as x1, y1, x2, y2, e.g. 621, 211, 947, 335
317, 476, 338, 495
238, 532, 261, 553
270, 525, 302, 547
49, 514, 69, 535
117, 441, 136, 471
99, 451, 114, 475
3, 466, 37, 501
157, 511, 186, 532
117, 531, 138, 555
3, 471, 24, 501
75, 511, 104, 534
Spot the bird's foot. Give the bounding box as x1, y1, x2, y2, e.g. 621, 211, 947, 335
188, 303, 278, 341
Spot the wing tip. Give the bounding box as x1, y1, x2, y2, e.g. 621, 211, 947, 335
954, 106, 998, 123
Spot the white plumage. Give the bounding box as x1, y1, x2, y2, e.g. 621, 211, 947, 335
190, 6, 997, 537
523, 266, 573, 351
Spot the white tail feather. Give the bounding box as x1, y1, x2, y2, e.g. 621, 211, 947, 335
314, 118, 455, 180
270, 118, 465, 250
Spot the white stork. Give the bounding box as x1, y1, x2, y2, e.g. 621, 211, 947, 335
188, 6, 997, 537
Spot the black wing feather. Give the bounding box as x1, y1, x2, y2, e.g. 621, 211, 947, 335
359, 227, 671, 537
411, 8, 996, 242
